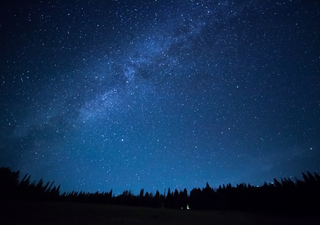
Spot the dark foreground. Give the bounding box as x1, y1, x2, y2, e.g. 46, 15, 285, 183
1, 201, 319, 225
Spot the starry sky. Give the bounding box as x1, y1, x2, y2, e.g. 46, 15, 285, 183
1, 0, 320, 195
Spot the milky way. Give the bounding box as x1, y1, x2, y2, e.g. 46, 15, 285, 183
1, 0, 320, 195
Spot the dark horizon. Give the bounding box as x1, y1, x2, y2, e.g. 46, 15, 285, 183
2, 166, 320, 215
0, 166, 318, 197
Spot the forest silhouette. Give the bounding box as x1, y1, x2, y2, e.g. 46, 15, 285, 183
1, 167, 319, 214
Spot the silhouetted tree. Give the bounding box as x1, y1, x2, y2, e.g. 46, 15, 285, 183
307, 171, 317, 184
180, 188, 188, 209
273, 178, 282, 188
302, 172, 309, 184
153, 190, 161, 208
314, 172, 320, 182
164, 188, 173, 208
138, 188, 144, 206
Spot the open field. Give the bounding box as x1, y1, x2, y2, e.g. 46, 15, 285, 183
1, 201, 319, 225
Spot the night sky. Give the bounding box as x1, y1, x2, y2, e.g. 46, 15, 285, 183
1, 0, 320, 195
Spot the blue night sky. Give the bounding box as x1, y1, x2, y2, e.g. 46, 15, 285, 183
1, 0, 319, 195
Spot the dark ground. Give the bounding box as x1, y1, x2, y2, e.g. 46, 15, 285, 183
1, 201, 319, 225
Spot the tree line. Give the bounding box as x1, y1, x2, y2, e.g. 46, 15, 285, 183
1, 167, 319, 213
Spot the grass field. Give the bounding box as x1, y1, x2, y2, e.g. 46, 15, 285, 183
1, 201, 319, 225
